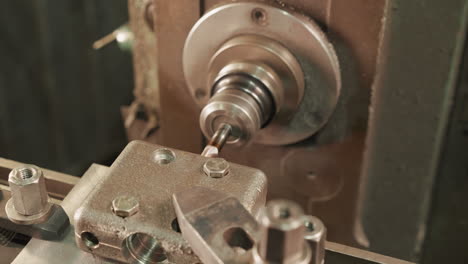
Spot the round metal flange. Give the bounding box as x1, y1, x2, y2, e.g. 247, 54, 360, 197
184, 2, 341, 145
5, 199, 52, 225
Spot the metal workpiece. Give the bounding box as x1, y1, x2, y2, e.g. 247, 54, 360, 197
304, 216, 327, 264
254, 200, 311, 264
6, 165, 52, 225
74, 141, 267, 263
173, 187, 261, 264
184, 2, 341, 146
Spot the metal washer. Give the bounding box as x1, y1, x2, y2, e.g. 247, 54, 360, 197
183, 2, 341, 145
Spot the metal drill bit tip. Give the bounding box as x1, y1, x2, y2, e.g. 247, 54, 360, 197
201, 123, 232, 157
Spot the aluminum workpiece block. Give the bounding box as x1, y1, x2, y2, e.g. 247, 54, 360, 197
74, 141, 267, 263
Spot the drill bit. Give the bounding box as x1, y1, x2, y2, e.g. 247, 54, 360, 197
201, 123, 232, 157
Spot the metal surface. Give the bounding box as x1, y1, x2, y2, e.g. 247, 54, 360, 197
173, 187, 261, 264
74, 141, 267, 263
0, 226, 16, 246
3, 149, 414, 264
304, 216, 327, 264
111, 196, 139, 218
0, 157, 79, 200
12, 163, 112, 264
184, 2, 341, 145
203, 158, 230, 178
6, 165, 52, 225
1, 190, 69, 241
254, 200, 310, 264
360, 0, 468, 260
421, 23, 468, 264
325, 242, 414, 264
200, 82, 265, 146
151, 0, 203, 152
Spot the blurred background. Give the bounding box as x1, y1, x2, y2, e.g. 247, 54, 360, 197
0, 1, 133, 175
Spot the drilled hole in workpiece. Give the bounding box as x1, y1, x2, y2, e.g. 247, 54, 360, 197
223, 227, 254, 254
171, 218, 181, 233
252, 8, 267, 25
154, 149, 176, 165
81, 232, 99, 249
305, 220, 315, 232
18, 168, 34, 180
123, 233, 167, 263
272, 206, 292, 220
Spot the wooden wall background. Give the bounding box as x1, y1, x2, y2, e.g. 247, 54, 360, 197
0, 1, 133, 175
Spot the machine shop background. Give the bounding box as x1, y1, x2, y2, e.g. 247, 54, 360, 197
0, 0, 467, 263
0, 0, 133, 175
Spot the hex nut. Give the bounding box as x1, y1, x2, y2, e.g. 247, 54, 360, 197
112, 196, 139, 218
304, 216, 327, 264
8, 165, 49, 216
203, 158, 230, 178
255, 200, 311, 264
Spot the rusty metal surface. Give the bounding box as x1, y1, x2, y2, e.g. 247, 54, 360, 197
74, 141, 267, 263
125, 0, 161, 143
153, 0, 203, 152
133, 0, 386, 250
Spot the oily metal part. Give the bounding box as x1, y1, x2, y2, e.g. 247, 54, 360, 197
173, 187, 261, 264
183, 2, 341, 145
74, 141, 267, 263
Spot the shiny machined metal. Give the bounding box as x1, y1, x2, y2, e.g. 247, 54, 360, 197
6, 165, 52, 225
201, 123, 233, 157
304, 216, 327, 264
200, 74, 274, 145
254, 200, 311, 264
184, 2, 341, 146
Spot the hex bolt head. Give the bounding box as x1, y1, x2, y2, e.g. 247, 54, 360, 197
8, 165, 49, 216
112, 196, 139, 218
203, 158, 230, 178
